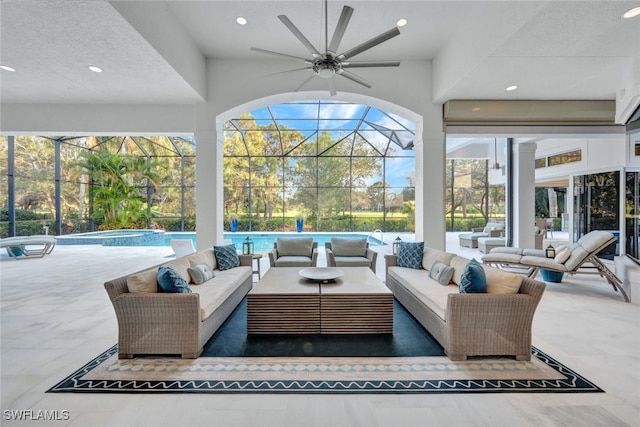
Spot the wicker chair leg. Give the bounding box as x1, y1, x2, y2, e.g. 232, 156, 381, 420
181, 351, 200, 359
118, 353, 133, 359
515, 354, 531, 361
448, 354, 467, 361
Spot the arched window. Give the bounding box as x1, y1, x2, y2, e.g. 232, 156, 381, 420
223, 100, 415, 232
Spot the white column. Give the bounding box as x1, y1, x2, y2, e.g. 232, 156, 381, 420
415, 131, 446, 250
512, 142, 537, 249
194, 130, 223, 251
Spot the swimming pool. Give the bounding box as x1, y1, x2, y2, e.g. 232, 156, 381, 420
56, 230, 385, 252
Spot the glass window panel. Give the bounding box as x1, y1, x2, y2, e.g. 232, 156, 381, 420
275, 119, 318, 131
317, 119, 360, 131
287, 136, 317, 156
223, 100, 415, 233
278, 130, 307, 155
318, 187, 349, 223
318, 157, 350, 187
384, 111, 416, 131
385, 157, 415, 188
535, 157, 547, 168
356, 130, 388, 155
386, 188, 406, 215
548, 149, 581, 166
635, 144, 640, 156
249, 106, 273, 119
321, 138, 353, 156
15, 136, 55, 180
318, 102, 367, 119
223, 157, 250, 186
287, 157, 317, 187
391, 130, 415, 150
385, 142, 414, 157
15, 177, 55, 217
231, 119, 264, 131
224, 185, 249, 221
352, 156, 382, 187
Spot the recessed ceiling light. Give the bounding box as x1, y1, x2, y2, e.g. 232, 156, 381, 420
472, 107, 481, 112
623, 7, 640, 18
88, 65, 103, 73
0, 65, 16, 72
236, 16, 247, 25
396, 18, 408, 27
506, 85, 518, 91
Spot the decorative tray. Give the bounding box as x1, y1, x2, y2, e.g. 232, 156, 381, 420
299, 267, 344, 282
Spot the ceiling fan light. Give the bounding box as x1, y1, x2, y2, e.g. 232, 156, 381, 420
396, 18, 407, 27
236, 16, 248, 25
318, 67, 335, 78
623, 7, 640, 18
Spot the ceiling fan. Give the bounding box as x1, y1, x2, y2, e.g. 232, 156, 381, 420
251, 0, 401, 96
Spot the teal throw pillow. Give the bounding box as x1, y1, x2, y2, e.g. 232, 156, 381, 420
213, 244, 240, 271
187, 263, 216, 285
459, 259, 487, 293
429, 260, 455, 285
157, 266, 192, 293
397, 242, 424, 269
6, 245, 25, 257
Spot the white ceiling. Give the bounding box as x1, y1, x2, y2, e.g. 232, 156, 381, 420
1, 1, 639, 113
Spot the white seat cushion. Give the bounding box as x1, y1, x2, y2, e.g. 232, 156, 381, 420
274, 256, 313, 267
334, 256, 371, 267
388, 267, 458, 320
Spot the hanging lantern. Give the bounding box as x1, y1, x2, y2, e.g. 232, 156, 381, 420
393, 237, 402, 255
545, 245, 556, 259
243, 236, 254, 255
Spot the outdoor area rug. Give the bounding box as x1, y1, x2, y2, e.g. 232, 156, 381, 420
48, 300, 603, 394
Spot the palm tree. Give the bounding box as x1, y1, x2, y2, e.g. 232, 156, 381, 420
75, 150, 162, 229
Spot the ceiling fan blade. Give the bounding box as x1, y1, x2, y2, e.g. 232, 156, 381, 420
278, 15, 321, 58
265, 67, 313, 77
341, 60, 400, 68
327, 5, 354, 55
337, 27, 400, 61
294, 74, 317, 92
250, 47, 312, 63
336, 69, 371, 88
328, 77, 337, 96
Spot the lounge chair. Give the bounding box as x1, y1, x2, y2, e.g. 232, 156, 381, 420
325, 237, 378, 273
481, 230, 629, 302
170, 239, 196, 258
458, 221, 505, 248
268, 237, 318, 267
0, 235, 57, 259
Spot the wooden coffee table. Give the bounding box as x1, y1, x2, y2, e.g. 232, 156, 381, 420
247, 267, 393, 334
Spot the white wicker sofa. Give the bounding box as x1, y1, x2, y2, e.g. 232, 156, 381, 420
385, 247, 546, 361
104, 248, 253, 359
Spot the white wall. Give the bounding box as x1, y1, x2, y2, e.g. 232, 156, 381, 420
534, 136, 627, 182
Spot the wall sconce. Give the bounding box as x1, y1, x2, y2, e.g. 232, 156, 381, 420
243, 236, 254, 255
393, 237, 402, 255
545, 245, 556, 258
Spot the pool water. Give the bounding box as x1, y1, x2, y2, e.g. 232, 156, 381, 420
56, 230, 385, 252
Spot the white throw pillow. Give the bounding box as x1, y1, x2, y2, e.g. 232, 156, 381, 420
126, 269, 158, 293
554, 248, 571, 264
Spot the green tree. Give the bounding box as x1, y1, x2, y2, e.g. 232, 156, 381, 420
75, 150, 162, 229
